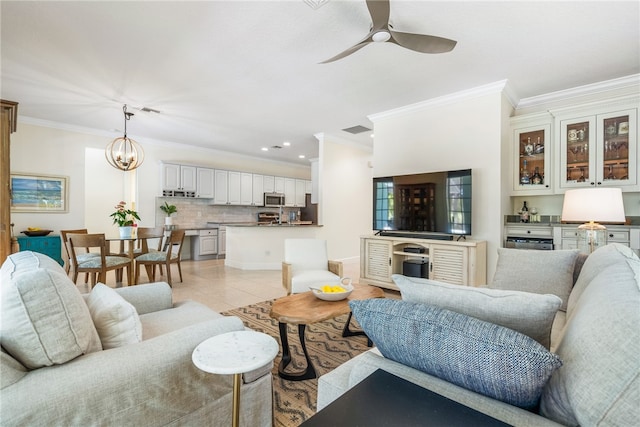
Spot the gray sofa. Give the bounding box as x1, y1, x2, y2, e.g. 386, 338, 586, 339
317, 243, 639, 426
0, 251, 273, 426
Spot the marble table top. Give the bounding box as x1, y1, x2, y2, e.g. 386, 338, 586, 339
192, 330, 279, 375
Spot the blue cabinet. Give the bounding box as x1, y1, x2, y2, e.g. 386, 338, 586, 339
16, 235, 63, 266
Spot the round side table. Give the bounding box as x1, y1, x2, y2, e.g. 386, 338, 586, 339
192, 330, 278, 427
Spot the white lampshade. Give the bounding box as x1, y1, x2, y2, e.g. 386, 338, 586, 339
561, 188, 626, 223
561, 188, 626, 253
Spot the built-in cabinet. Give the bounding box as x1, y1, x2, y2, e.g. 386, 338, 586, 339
196, 167, 215, 198
213, 169, 229, 204
557, 107, 637, 190
359, 236, 487, 291
511, 113, 553, 195
510, 96, 639, 195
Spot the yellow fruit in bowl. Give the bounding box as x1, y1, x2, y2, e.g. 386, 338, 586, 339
27, 227, 41, 231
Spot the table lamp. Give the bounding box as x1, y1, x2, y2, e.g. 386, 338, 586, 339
561, 188, 626, 253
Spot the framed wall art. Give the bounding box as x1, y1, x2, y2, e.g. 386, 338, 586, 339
10, 173, 69, 213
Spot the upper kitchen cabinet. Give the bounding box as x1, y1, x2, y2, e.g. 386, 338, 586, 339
196, 167, 214, 198
262, 175, 275, 194
161, 163, 197, 197
213, 169, 229, 204
510, 113, 553, 195
252, 174, 265, 206
556, 104, 637, 191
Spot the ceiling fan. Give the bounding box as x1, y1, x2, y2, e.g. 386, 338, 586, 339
321, 0, 456, 63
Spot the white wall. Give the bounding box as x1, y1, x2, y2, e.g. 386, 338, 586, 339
315, 134, 373, 264
369, 84, 510, 281
10, 121, 311, 235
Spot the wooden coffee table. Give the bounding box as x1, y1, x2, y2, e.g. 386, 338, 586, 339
270, 283, 384, 381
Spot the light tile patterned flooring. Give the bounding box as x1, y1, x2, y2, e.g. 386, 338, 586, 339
76, 258, 396, 312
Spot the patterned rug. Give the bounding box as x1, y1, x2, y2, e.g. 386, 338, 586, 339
222, 299, 371, 426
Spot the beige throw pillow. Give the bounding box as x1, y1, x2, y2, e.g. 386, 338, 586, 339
393, 274, 562, 349
491, 248, 579, 311
0, 268, 102, 369
87, 283, 142, 349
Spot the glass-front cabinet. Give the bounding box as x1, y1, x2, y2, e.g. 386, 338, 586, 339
558, 108, 637, 189
511, 114, 552, 195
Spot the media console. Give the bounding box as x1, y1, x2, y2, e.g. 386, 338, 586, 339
360, 235, 486, 291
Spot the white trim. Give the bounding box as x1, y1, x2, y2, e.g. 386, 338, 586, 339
516, 74, 640, 110
368, 80, 510, 122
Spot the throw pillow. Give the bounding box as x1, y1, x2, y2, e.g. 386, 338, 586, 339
392, 274, 562, 349
87, 283, 143, 349
350, 299, 563, 409
0, 268, 102, 369
491, 248, 579, 311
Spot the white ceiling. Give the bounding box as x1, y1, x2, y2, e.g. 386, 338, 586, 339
1, 1, 639, 165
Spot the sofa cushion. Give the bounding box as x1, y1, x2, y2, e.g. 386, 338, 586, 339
393, 274, 561, 349
350, 299, 562, 409
0, 268, 102, 369
491, 248, 579, 311
0, 250, 65, 278
87, 283, 143, 349
0, 347, 27, 389
540, 244, 640, 426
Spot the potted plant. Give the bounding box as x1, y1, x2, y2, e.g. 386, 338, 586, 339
160, 201, 177, 226
110, 201, 141, 238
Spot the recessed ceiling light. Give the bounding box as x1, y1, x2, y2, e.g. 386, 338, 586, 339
370, 133, 375, 138
283, 141, 291, 146
298, 155, 306, 159
261, 147, 268, 151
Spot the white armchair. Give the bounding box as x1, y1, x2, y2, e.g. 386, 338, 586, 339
282, 238, 343, 295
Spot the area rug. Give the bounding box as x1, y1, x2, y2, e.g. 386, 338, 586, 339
222, 299, 372, 426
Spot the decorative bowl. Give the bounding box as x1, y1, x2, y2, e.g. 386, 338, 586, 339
21, 230, 53, 237
310, 282, 354, 301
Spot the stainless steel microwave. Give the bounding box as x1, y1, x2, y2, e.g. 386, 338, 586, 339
264, 193, 285, 207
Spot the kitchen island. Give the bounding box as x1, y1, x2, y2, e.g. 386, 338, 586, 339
225, 224, 322, 270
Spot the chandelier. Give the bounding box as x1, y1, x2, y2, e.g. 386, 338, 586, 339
105, 104, 145, 171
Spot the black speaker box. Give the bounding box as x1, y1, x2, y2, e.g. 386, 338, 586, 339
403, 259, 429, 279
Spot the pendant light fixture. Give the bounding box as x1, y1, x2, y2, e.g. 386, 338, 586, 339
105, 104, 144, 171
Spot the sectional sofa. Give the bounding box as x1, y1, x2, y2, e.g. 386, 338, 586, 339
318, 244, 640, 426
0, 251, 273, 426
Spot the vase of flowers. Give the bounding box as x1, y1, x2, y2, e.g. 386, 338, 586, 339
110, 201, 141, 238
160, 201, 177, 226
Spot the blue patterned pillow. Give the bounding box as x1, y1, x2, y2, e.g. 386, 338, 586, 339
350, 299, 563, 409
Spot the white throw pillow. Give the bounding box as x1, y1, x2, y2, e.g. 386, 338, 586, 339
87, 283, 142, 349
393, 274, 562, 349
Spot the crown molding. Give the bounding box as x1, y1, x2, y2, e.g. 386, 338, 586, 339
516, 74, 640, 110
368, 80, 510, 122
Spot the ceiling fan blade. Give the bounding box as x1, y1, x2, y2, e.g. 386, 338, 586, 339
366, 0, 390, 30
389, 29, 457, 54
319, 40, 372, 64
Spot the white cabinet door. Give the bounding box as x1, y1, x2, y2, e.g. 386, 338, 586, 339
284, 178, 296, 207
274, 176, 285, 194
295, 179, 306, 207
180, 166, 197, 192
252, 174, 264, 206
305, 180, 312, 194
240, 172, 253, 205
263, 175, 275, 193
227, 171, 242, 205
429, 244, 468, 285
510, 115, 553, 195
213, 169, 229, 205
196, 167, 214, 198
161, 163, 181, 191
362, 238, 392, 283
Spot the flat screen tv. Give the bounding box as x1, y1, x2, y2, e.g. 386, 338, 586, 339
373, 169, 472, 238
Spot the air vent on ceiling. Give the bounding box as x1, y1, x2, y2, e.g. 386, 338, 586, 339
342, 125, 371, 134
271, 145, 283, 149
140, 107, 161, 114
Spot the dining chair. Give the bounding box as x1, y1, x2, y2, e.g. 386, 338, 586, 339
282, 238, 343, 295
68, 233, 133, 288
60, 229, 99, 283
133, 226, 166, 278
134, 229, 185, 287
